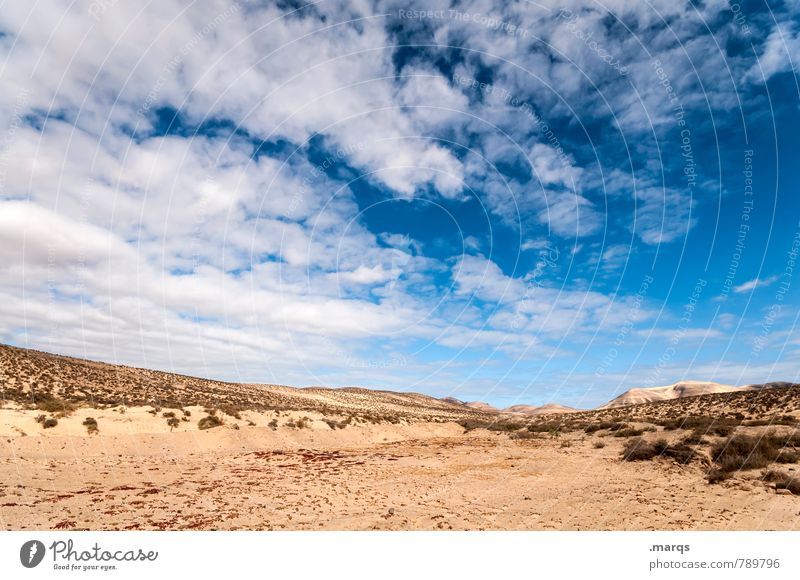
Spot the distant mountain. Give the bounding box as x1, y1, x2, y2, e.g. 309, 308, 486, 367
504, 403, 577, 415
465, 401, 499, 412
598, 380, 796, 409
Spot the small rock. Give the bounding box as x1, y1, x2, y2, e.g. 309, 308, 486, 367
388, 508, 395, 515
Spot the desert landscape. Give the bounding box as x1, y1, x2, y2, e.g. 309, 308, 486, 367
1, 343, 799, 531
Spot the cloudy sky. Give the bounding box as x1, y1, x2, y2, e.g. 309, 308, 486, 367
1, 0, 799, 408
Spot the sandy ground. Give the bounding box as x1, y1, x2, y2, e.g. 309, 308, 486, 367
1, 408, 798, 531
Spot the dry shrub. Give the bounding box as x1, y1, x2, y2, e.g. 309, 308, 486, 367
82, 417, 98, 434
621, 437, 696, 464
711, 434, 783, 472
761, 470, 800, 495
198, 415, 223, 430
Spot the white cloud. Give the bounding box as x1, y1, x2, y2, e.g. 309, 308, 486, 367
733, 275, 779, 294
746, 25, 800, 83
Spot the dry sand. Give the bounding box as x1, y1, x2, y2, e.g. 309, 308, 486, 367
2, 344, 799, 531
1, 406, 798, 531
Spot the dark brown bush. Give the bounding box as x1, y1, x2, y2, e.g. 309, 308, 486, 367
621, 437, 696, 464
761, 470, 800, 495
711, 434, 781, 472
621, 438, 660, 461
509, 430, 539, 440
706, 468, 730, 484
613, 427, 646, 438
585, 421, 627, 434
775, 449, 799, 464
33, 395, 76, 415
82, 417, 98, 434
198, 415, 223, 430
660, 416, 738, 436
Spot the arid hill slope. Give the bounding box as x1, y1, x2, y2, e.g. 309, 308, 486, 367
0, 344, 490, 422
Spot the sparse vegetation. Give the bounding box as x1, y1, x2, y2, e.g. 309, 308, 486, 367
166, 417, 180, 431
508, 430, 539, 440
218, 405, 242, 420
660, 416, 738, 437
706, 468, 730, 484
711, 434, 783, 472
31, 394, 75, 415
42, 417, 58, 429
613, 427, 647, 438
268, 418, 278, 430
593, 441, 606, 449
585, 421, 628, 434
761, 470, 800, 495
198, 415, 223, 430
621, 437, 696, 464
82, 417, 98, 434
776, 449, 799, 464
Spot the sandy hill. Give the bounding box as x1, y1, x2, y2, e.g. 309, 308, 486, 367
0, 344, 492, 423
598, 380, 798, 409
504, 403, 577, 415
599, 381, 743, 409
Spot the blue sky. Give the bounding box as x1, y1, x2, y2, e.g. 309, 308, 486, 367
1, 0, 799, 408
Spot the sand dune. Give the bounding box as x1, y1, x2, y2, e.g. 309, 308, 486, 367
600, 381, 743, 408
599, 380, 798, 409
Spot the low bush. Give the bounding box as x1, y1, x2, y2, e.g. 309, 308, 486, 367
660, 415, 739, 436
706, 468, 731, 484
761, 470, 800, 495
198, 415, 223, 430
621, 438, 661, 461
621, 437, 696, 464
775, 449, 799, 464
31, 394, 75, 414
218, 405, 242, 420
613, 427, 646, 438
42, 417, 58, 429
82, 417, 98, 434
166, 417, 180, 430
509, 430, 539, 440
711, 434, 783, 472
585, 421, 628, 434
593, 441, 606, 449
